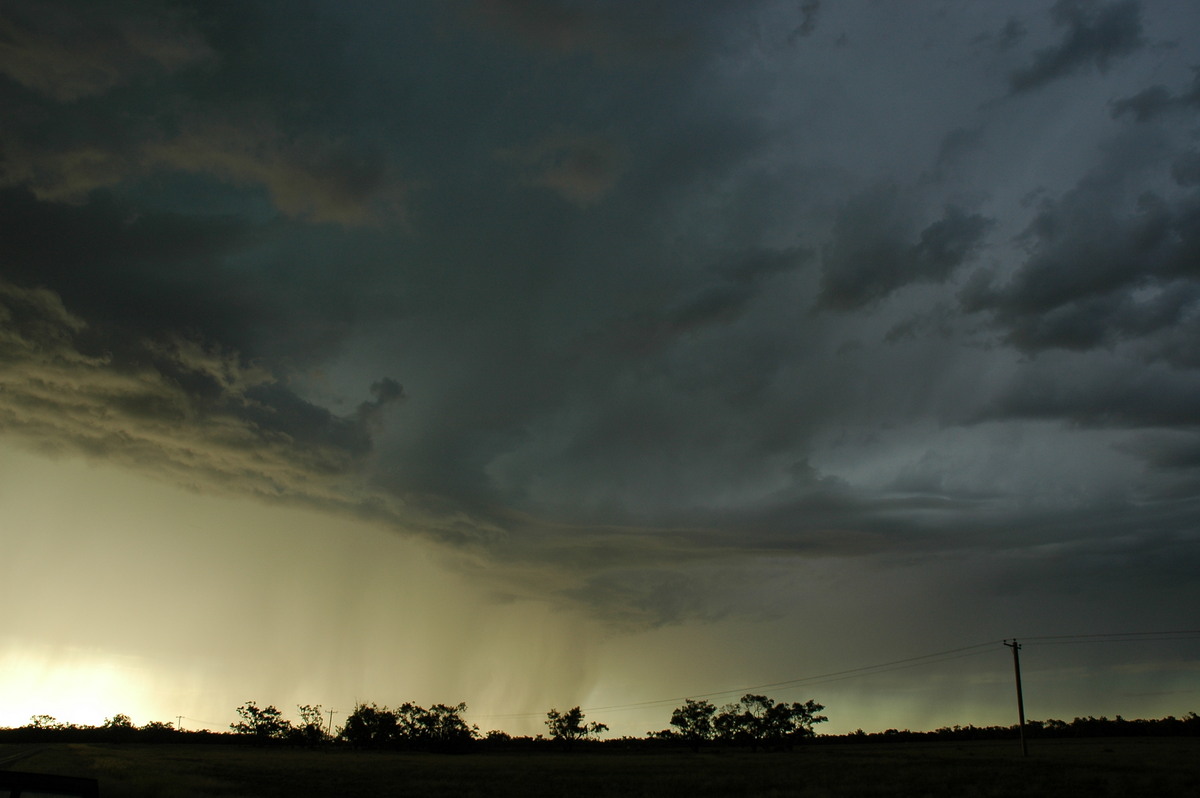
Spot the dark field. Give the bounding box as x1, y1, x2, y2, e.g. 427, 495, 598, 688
5, 738, 1199, 797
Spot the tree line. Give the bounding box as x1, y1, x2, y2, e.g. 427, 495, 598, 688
3, 703, 1197, 749
226, 694, 825, 752
832, 712, 1200, 743
0, 694, 825, 752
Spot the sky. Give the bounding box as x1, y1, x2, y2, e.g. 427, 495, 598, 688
1, 0, 1199, 738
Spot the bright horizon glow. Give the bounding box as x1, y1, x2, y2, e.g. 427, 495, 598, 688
3, 441, 1196, 737
0, 643, 159, 728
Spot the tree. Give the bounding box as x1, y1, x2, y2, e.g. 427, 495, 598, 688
669, 699, 718, 750
102, 713, 137, 741
545, 706, 607, 748
104, 713, 135, 730
141, 720, 178, 741
231, 701, 290, 741
339, 703, 399, 748
410, 702, 476, 747
338, 702, 475, 750
291, 704, 326, 745
28, 715, 62, 730
714, 694, 827, 750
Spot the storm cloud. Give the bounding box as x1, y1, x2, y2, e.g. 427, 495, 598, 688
818, 187, 992, 311
3, 0, 1200, 632
0, 278, 408, 523
1008, 0, 1145, 94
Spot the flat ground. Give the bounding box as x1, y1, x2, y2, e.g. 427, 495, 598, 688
3, 738, 1198, 797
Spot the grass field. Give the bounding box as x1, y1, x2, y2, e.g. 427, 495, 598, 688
4, 738, 1199, 797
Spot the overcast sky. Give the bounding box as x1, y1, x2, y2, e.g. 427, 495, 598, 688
2, 0, 1199, 737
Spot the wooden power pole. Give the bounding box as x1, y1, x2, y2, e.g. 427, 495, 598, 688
1004, 639, 1028, 757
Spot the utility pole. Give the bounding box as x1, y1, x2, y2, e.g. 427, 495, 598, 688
327, 709, 337, 738
1004, 639, 1028, 757
176, 716, 184, 732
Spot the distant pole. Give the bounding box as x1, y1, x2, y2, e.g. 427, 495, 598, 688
1004, 639, 1028, 757
176, 715, 184, 732
327, 709, 337, 737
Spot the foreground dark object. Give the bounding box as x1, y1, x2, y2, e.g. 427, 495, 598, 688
0, 769, 100, 797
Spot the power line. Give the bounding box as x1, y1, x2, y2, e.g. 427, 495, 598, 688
160, 632, 1197, 726
1022, 631, 1200, 645
468, 630, 1200, 721
471, 640, 1003, 720
569, 647, 1003, 718
180, 716, 225, 730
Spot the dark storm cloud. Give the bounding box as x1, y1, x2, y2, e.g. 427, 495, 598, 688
1117, 431, 1200, 471
718, 246, 813, 285
817, 186, 992, 311
972, 17, 1027, 52
0, 277, 417, 524
1171, 151, 1200, 187
0, 0, 420, 525
497, 131, 626, 204
961, 151, 1200, 360
998, 18, 1028, 51
0, 103, 401, 223
0, 0, 213, 101
471, 0, 731, 58
664, 284, 755, 332
659, 247, 809, 335
932, 127, 984, 179
5, 0, 1200, 628
1111, 69, 1200, 122
0, 188, 256, 342
977, 362, 1200, 429
0, 188, 391, 368
1009, 0, 1144, 94
0, 0, 404, 223
789, 0, 820, 41
884, 303, 959, 343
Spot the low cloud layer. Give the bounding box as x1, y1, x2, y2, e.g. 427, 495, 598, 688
0, 278, 404, 520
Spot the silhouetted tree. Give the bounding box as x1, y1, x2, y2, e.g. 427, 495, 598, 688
714, 694, 826, 750
340, 703, 398, 748
339, 702, 474, 750
140, 720, 178, 742
546, 706, 607, 749
27, 715, 62, 730
231, 701, 290, 741
670, 699, 718, 751
101, 713, 137, 742
409, 702, 476, 746
290, 704, 326, 745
